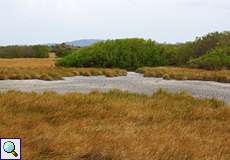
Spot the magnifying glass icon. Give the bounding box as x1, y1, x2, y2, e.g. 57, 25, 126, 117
3, 141, 18, 157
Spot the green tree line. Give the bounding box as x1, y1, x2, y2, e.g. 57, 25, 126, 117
58, 31, 230, 70
0, 45, 49, 58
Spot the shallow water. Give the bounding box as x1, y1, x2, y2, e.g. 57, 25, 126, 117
0, 72, 229, 104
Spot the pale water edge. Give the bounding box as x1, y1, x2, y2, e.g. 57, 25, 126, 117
0, 72, 229, 104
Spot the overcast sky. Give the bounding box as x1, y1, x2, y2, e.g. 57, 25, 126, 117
0, 0, 229, 45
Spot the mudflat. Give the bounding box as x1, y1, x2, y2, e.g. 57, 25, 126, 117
0, 72, 229, 104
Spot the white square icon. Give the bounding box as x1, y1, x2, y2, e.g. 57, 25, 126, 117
0, 138, 21, 160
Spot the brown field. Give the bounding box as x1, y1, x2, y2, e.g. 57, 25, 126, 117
0, 58, 127, 80
0, 90, 229, 160
0, 58, 56, 68
137, 67, 230, 83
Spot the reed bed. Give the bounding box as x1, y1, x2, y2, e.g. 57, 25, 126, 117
137, 67, 230, 83
0, 90, 229, 160
0, 58, 127, 80
0, 67, 127, 80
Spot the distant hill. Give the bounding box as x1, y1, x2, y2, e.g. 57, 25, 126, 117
65, 39, 101, 47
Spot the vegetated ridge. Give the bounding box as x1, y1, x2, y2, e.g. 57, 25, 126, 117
58, 31, 230, 70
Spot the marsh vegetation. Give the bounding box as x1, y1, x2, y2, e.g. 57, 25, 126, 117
0, 90, 229, 160
0, 32, 229, 160
137, 67, 230, 83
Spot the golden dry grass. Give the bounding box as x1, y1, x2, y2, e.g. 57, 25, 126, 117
0, 90, 229, 160
0, 58, 56, 68
0, 67, 127, 80
137, 67, 230, 83
0, 58, 127, 80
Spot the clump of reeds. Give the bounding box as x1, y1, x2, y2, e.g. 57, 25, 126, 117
0, 67, 127, 81
137, 67, 230, 83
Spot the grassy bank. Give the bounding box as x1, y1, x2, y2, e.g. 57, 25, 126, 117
0, 58, 127, 80
1, 58, 230, 82
0, 90, 229, 159
137, 67, 230, 83
0, 67, 127, 80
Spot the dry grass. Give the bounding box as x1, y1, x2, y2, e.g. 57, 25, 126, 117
0, 89, 229, 160
0, 58, 56, 68
0, 67, 127, 80
137, 67, 230, 83
0, 58, 127, 80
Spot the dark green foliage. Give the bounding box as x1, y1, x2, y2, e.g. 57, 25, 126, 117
58, 39, 168, 70
161, 32, 230, 66
31, 45, 49, 58
192, 31, 230, 57
50, 43, 79, 57
159, 44, 184, 65
58, 31, 230, 70
0, 45, 49, 58
189, 47, 230, 70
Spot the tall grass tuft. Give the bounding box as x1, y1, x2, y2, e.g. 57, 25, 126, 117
0, 90, 229, 159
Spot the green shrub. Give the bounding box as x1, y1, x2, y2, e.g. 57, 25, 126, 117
54, 32, 230, 70
188, 48, 230, 70
58, 39, 168, 70
167, 31, 230, 66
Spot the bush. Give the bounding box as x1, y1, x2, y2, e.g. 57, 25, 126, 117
188, 47, 230, 70
0, 45, 49, 58
58, 39, 168, 70
54, 31, 230, 70
50, 43, 79, 57
168, 31, 230, 66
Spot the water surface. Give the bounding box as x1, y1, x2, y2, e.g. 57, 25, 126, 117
0, 72, 229, 104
